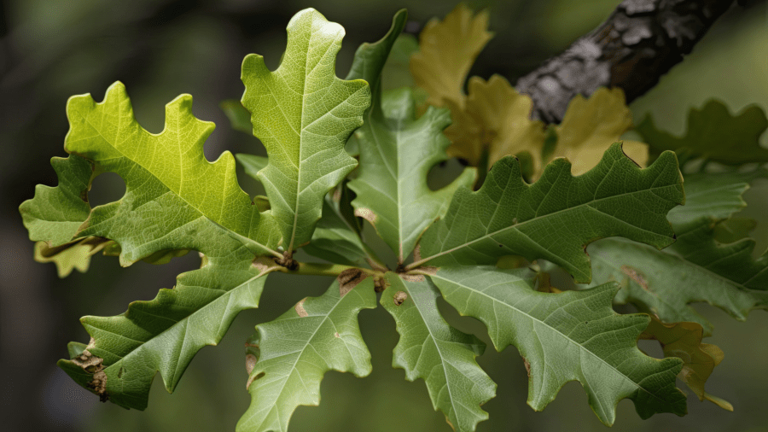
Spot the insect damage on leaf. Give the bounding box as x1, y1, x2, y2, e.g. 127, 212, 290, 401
70, 349, 108, 402
338, 268, 368, 297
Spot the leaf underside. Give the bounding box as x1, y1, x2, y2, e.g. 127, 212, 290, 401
428, 266, 687, 425
381, 273, 495, 432
237, 275, 376, 432
589, 170, 768, 334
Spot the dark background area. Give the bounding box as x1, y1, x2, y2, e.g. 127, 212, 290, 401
1, 1, 766, 431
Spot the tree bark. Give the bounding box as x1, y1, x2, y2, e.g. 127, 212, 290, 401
515, 0, 736, 124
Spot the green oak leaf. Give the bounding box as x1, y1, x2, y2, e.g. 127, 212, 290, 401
237, 273, 376, 432
638, 100, 768, 165
48, 81, 287, 409
588, 170, 768, 334
350, 87, 476, 263
381, 273, 495, 432
64, 81, 280, 264
343, 9, 476, 263
19, 154, 113, 277
427, 266, 687, 425
59, 247, 272, 409
236, 153, 377, 268
667, 170, 768, 227
241, 8, 370, 252
412, 143, 683, 283
20, 154, 93, 246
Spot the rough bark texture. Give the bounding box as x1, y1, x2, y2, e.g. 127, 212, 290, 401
515, 0, 736, 124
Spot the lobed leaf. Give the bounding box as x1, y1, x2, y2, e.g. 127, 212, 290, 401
637, 100, 768, 165
589, 170, 768, 334
241, 8, 370, 252
59, 247, 272, 409
410, 4, 492, 109
349, 87, 476, 263
549, 88, 648, 176
640, 316, 732, 411
20, 154, 94, 247
444, 75, 546, 171
237, 273, 376, 432
427, 266, 687, 425
381, 273, 495, 432
65, 81, 280, 263
414, 143, 684, 283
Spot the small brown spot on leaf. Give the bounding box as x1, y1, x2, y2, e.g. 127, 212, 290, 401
338, 268, 367, 297
334, 332, 340, 338
245, 354, 257, 375
295, 298, 308, 317
621, 265, 650, 291
246, 371, 266, 390
523, 357, 531, 378
354, 208, 377, 227
332, 186, 342, 203
413, 244, 422, 262
393, 291, 408, 306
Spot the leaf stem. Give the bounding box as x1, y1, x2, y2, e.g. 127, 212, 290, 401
273, 261, 378, 277
404, 256, 432, 272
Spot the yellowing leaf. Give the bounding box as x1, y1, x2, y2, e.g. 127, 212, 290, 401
410, 4, 492, 109
640, 317, 733, 411
551, 87, 648, 176
445, 75, 546, 170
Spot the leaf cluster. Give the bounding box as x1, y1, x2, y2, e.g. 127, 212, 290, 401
18, 4, 768, 432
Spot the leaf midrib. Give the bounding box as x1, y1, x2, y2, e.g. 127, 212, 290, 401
96, 269, 266, 388
245, 288, 365, 430
76, 115, 271, 253
405, 284, 461, 425
421, 181, 676, 266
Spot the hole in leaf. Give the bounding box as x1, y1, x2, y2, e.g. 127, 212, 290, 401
88, 172, 126, 207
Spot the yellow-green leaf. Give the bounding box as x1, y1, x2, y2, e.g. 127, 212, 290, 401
241, 8, 370, 252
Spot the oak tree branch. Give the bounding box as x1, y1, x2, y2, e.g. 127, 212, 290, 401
515, 0, 736, 123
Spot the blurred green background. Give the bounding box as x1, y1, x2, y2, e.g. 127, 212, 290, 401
1, 1, 767, 431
